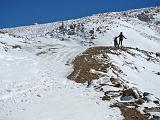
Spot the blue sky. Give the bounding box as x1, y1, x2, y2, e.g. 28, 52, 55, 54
0, 0, 160, 28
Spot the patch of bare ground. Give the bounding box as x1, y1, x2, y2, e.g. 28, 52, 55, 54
67, 46, 159, 83
67, 46, 123, 83
111, 103, 149, 120
67, 46, 160, 120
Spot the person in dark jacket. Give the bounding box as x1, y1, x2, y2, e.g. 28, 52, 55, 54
117, 32, 127, 47
114, 36, 118, 47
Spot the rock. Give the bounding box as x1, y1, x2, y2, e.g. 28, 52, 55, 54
156, 52, 160, 57
36, 51, 47, 56
69, 24, 75, 29
110, 77, 115, 82
110, 77, 120, 85
122, 88, 138, 99
120, 96, 134, 101
123, 85, 128, 89
101, 95, 111, 101
12, 45, 21, 49
89, 29, 94, 34
67, 30, 76, 35
37, 94, 41, 97
155, 72, 160, 75
114, 83, 121, 88
147, 57, 151, 61
152, 115, 160, 120
143, 92, 150, 97
135, 98, 145, 105
91, 36, 96, 39
153, 100, 159, 105
110, 102, 124, 108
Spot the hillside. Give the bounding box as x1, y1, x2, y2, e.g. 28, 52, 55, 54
0, 7, 160, 120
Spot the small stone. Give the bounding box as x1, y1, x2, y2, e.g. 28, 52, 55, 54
135, 98, 145, 105
100, 88, 103, 91
12, 45, 21, 49
110, 77, 120, 85
156, 52, 160, 57
114, 83, 121, 88
153, 115, 160, 119
153, 100, 159, 104
101, 96, 111, 101
143, 92, 150, 97
155, 72, 160, 75
37, 94, 41, 97
120, 96, 134, 101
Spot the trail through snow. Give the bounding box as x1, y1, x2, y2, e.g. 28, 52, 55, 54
0, 35, 122, 120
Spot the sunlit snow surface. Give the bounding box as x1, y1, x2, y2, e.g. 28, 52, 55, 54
0, 7, 160, 120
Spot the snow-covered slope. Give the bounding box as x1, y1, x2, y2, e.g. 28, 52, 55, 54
0, 7, 160, 120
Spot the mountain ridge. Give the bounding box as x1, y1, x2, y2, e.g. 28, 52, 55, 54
0, 6, 160, 120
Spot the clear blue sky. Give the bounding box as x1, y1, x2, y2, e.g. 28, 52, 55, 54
0, 0, 160, 28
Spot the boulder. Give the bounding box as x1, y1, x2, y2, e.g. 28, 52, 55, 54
156, 52, 160, 57
120, 96, 134, 101
153, 100, 160, 105
143, 92, 150, 97
122, 88, 138, 99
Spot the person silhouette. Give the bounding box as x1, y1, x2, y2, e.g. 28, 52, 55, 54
117, 32, 127, 47
114, 37, 118, 47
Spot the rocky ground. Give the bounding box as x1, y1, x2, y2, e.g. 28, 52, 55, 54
68, 46, 160, 120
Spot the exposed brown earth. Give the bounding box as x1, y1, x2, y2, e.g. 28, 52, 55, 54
111, 103, 149, 120
67, 46, 124, 83
67, 46, 160, 120
67, 46, 158, 83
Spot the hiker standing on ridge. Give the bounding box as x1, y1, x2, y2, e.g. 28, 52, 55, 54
117, 32, 127, 47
